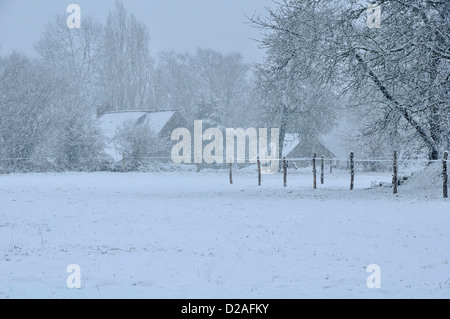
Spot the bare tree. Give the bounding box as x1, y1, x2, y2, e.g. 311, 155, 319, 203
34, 14, 103, 105
193, 49, 251, 127
152, 49, 252, 127
100, 1, 154, 111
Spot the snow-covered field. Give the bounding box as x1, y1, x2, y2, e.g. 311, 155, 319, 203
0, 168, 448, 299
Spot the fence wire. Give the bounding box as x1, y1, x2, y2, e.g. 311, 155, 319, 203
0, 156, 446, 163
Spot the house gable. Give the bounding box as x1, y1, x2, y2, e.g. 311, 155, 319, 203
98, 110, 188, 162
159, 111, 190, 139
283, 134, 336, 162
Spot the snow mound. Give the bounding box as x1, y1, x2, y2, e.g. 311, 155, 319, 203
402, 162, 444, 193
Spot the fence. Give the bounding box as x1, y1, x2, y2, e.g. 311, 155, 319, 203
245, 151, 448, 199
0, 151, 448, 199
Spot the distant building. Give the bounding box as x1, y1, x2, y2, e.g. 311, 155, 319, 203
283, 133, 336, 167
98, 110, 189, 162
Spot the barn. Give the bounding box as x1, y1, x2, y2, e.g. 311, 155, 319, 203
283, 133, 336, 167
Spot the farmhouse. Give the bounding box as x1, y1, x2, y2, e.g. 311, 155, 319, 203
283, 133, 336, 167
98, 110, 189, 162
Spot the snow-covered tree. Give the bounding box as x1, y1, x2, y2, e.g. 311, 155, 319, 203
52, 114, 105, 171
152, 49, 252, 127
251, 0, 449, 160
34, 13, 103, 105
255, 64, 337, 160
34, 14, 106, 171
0, 52, 104, 172
251, 0, 338, 160
151, 51, 200, 121
0, 53, 54, 170
114, 119, 164, 168
193, 49, 251, 127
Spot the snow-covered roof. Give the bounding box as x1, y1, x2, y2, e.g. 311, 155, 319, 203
98, 110, 175, 161
99, 111, 175, 140
282, 133, 339, 158
146, 111, 177, 133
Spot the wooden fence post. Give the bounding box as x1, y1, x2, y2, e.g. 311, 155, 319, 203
321, 155, 325, 184
393, 150, 398, 195
444, 151, 448, 199
350, 152, 354, 191
330, 156, 333, 174
283, 156, 287, 188
313, 153, 317, 190
257, 157, 261, 186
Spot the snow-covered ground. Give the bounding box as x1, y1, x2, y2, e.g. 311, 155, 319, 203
0, 168, 448, 299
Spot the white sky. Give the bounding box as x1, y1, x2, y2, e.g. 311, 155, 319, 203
0, 0, 275, 63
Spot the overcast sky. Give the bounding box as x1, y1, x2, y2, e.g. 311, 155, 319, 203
0, 0, 275, 63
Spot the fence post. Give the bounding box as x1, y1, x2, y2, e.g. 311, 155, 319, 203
330, 156, 333, 174
313, 153, 317, 190
444, 151, 448, 199
229, 159, 233, 185
393, 150, 398, 195
257, 157, 261, 186
122, 155, 126, 172
283, 156, 287, 188
321, 155, 325, 184
350, 152, 354, 190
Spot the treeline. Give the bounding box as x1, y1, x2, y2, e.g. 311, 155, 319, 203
1, 0, 447, 173
0, 2, 258, 172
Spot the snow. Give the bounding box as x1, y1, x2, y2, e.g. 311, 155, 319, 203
144, 111, 176, 134
98, 111, 176, 161
0, 168, 448, 299
402, 162, 444, 197
99, 112, 149, 141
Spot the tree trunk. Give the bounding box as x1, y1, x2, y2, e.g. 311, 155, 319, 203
278, 126, 286, 172
278, 105, 290, 172
430, 147, 439, 161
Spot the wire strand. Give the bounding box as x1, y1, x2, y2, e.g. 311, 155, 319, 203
0, 156, 446, 163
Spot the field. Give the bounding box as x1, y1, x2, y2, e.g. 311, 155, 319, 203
0, 168, 449, 298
